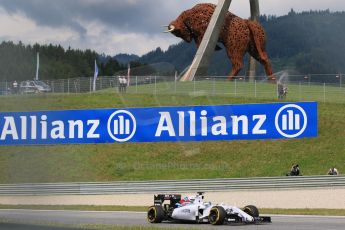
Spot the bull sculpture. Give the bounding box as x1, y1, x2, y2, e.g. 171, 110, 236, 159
165, 3, 274, 80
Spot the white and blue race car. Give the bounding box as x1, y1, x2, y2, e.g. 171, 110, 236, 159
147, 192, 271, 225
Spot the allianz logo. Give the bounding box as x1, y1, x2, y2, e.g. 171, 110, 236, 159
275, 104, 307, 138
107, 110, 136, 143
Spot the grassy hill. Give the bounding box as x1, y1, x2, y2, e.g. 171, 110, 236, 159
0, 88, 344, 183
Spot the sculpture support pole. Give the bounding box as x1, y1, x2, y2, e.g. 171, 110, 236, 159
247, 0, 260, 82
181, 0, 232, 81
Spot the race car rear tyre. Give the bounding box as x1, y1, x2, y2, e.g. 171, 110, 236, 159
243, 205, 259, 218
209, 206, 226, 225
147, 205, 165, 223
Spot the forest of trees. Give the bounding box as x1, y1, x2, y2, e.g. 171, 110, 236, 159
0, 42, 96, 81
1, 10, 345, 82
0, 42, 134, 81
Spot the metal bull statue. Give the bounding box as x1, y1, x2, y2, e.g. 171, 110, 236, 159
165, 3, 274, 80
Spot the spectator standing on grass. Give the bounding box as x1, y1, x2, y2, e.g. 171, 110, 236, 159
118, 76, 121, 92
118, 76, 123, 92
123, 77, 127, 93
328, 167, 338, 175
12, 80, 18, 94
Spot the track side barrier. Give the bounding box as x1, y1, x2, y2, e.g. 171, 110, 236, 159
0, 176, 344, 196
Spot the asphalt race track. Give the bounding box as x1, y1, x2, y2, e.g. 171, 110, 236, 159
1, 209, 345, 230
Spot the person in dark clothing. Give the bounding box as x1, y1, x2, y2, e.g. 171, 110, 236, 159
328, 167, 338, 175
287, 164, 300, 176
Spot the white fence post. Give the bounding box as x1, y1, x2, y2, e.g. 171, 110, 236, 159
154, 76, 157, 95
74, 80, 77, 93
68, 79, 70, 94
77, 78, 80, 93
254, 80, 257, 98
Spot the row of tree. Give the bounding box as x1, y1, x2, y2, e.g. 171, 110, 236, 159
0, 42, 143, 81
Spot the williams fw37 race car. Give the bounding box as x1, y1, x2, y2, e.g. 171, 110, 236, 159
147, 192, 271, 225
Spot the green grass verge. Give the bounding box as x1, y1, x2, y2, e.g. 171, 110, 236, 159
0, 85, 344, 183
0, 220, 183, 230
0, 205, 148, 212
0, 205, 344, 216
261, 208, 345, 216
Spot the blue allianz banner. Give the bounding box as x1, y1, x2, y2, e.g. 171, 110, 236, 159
0, 102, 317, 146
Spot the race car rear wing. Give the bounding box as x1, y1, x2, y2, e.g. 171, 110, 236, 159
154, 194, 181, 206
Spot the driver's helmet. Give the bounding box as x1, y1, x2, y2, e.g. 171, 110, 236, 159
188, 196, 196, 203
179, 196, 195, 206
180, 196, 195, 205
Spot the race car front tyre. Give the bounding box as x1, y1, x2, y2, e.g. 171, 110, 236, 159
209, 206, 226, 225
147, 205, 165, 223
243, 205, 259, 218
